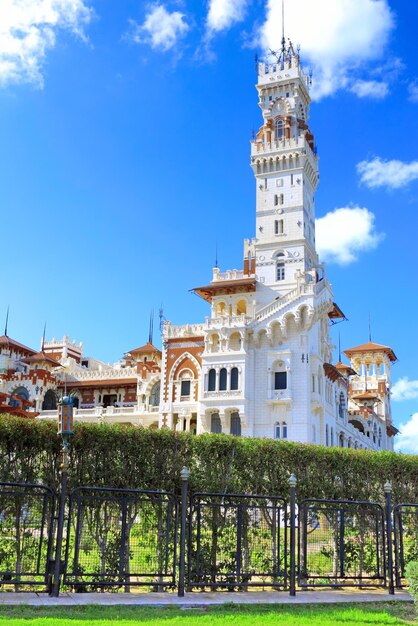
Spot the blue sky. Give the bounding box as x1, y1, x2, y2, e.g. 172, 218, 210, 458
0, 0, 417, 449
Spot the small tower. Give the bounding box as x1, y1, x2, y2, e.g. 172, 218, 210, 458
344, 341, 398, 450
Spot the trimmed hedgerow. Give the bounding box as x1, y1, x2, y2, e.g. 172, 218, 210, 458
0, 414, 416, 503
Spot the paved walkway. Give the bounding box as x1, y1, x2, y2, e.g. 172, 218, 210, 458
0, 589, 412, 606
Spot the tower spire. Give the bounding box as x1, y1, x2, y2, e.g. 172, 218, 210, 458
148, 309, 154, 344
281, 0, 285, 54
4, 306, 9, 336
368, 314, 372, 343
41, 322, 46, 351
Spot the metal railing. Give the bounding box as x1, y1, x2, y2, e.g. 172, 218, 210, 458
0, 477, 411, 596
187, 493, 287, 590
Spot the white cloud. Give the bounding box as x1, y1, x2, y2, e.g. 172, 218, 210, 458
129, 4, 189, 52
206, 0, 249, 34
408, 80, 418, 103
391, 378, 418, 402
357, 157, 418, 189
257, 0, 395, 99
315, 206, 383, 265
350, 79, 389, 99
0, 0, 92, 88
395, 413, 418, 454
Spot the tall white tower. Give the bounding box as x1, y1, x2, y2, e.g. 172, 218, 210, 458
251, 43, 320, 306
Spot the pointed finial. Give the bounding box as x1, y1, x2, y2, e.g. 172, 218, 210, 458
148, 309, 154, 344
41, 322, 46, 351
215, 241, 218, 268
281, 0, 286, 53
368, 314, 372, 343
338, 333, 341, 363
4, 306, 9, 336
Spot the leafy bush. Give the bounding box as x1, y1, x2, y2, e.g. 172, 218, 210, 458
0, 414, 417, 504
406, 561, 418, 607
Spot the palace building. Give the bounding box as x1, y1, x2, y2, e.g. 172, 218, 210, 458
0, 42, 398, 450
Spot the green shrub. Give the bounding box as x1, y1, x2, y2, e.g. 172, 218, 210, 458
0, 414, 417, 504
406, 561, 418, 607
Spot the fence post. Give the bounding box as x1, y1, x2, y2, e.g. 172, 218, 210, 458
51, 446, 69, 597
178, 466, 190, 597
384, 481, 395, 595
288, 473, 297, 597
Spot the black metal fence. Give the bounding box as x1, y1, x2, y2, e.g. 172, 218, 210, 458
0, 477, 415, 595
394, 503, 418, 588
187, 493, 287, 590
0, 482, 55, 590
298, 499, 386, 588
64, 487, 178, 590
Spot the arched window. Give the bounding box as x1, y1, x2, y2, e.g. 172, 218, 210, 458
229, 332, 242, 351
282, 422, 288, 439
275, 118, 284, 141
9, 386, 29, 407
180, 372, 192, 398
230, 367, 239, 390
42, 389, 57, 411
279, 193, 284, 205
208, 369, 216, 392
274, 194, 278, 206
273, 360, 287, 390
276, 252, 285, 281
339, 432, 344, 448
211, 413, 222, 434
149, 382, 160, 406
219, 368, 227, 391
236, 299, 247, 315
230, 412, 241, 436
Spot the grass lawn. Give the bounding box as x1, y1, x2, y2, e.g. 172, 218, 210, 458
0, 602, 415, 626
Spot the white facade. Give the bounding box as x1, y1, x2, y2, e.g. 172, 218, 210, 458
159, 45, 397, 451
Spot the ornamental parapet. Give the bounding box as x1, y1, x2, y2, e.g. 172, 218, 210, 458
163, 322, 205, 340
63, 366, 137, 382
205, 315, 251, 329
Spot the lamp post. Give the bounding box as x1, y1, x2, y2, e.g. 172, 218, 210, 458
178, 466, 190, 597
51, 395, 74, 597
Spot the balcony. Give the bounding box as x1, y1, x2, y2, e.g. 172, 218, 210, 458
203, 390, 242, 400
267, 389, 292, 405
37, 405, 159, 426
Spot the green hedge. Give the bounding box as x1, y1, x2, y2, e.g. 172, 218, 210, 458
0, 414, 417, 504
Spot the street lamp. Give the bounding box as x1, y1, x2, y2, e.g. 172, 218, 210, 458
51, 396, 74, 597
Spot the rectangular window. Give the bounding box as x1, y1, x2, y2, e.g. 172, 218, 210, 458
291, 174, 294, 186
282, 423, 288, 439
274, 371, 287, 390
264, 178, 268, 190
277, 264, 285, 281
274, 219, 284, 235
180, 380, 191, 397
274, 424, 281, 439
